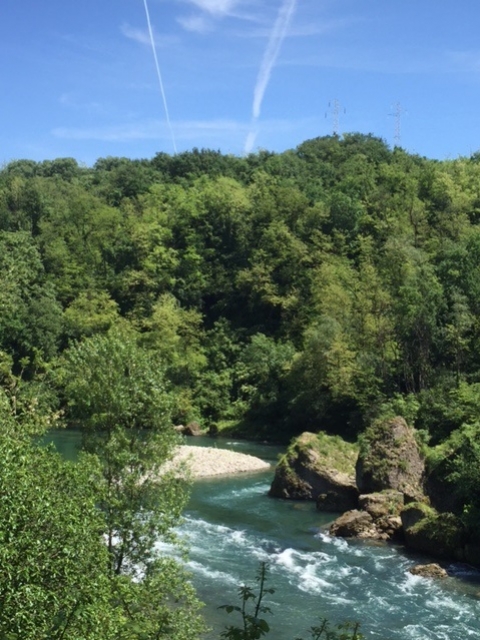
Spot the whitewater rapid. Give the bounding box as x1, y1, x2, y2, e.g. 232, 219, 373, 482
169, 441, 480, 640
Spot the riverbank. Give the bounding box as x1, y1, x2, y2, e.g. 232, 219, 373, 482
167, 445, 271, 478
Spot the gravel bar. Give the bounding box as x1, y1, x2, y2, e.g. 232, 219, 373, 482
167, 445, 271, 478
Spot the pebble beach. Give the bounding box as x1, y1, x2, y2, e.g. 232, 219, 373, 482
168, 445, 271, 478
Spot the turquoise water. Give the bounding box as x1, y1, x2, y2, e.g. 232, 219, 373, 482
47, 432, 480, 639
176, 439, 480, 639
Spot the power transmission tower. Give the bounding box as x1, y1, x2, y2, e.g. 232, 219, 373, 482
326, 99, 345, 136
389, 102, 406, 147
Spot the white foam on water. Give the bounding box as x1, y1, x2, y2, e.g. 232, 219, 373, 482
425, 594, 468, 615
315, 531, 347, 549
181, 516, 232, 538
336, 565, 356, 578
403, 624, 443, 639
298, 562, 335, 594
180, 515, 287, 573
272, 547, 297, 570
163, 486, 480, 640
229, 529, 248, 545
271, 548, 335, 594
315, 531, 372, 560
227, 483, 270, 499
186, 560, 237, 585
177, 518, 256, 567
402, 623, 474, 640
154, 538, 179, 558
365, 595, 401, 614
398, 571, 425, 594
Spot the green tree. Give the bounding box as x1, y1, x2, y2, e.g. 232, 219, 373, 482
0, 405, 119, 639
0, 231, 62, 365
63, 289, 121, 341
139, 293, 207, 423
58, 329, 205, 639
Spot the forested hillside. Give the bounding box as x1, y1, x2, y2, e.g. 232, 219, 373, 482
3, 134, 480, 441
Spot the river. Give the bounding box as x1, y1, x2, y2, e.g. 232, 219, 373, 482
47, 431, 480, 639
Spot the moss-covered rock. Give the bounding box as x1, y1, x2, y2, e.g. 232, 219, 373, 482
400, 501, 432, 531
358, 490, 404, 519
356, 416, 425, 501
269, 432, 359, 511
402, 504, 466, 560
423, 444, 464, 514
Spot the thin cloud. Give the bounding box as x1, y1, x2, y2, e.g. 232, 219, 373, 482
121, 23, 151, 46
252, 0, 297, 120
177, 0, 258, 30
142, 0, 177, 154
52, 119, 247, 142
244, 130, 257, 154
51, 116, 307, 143
244, 0, 297, 153
59, 93, 105, 114
238, 17, 358, 39
177, 14, 213, 33
121, 23, 178, 48
182, 0, 240, 18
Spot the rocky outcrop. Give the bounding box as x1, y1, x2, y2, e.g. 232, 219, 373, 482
330, 490, 404, 541
356, 416, 425, 501
424, 456, 463, 514
358, 490, 404, 519
269, 421, 480, 567
269, 432, 359, 511
401, 503, 466, 560
400, 502, 429, 531
409, 563, 448, 579
316, 477, 359, 512
329, 510, 376, 538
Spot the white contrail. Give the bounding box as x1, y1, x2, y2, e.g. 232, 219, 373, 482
143, 0, 177, 154
244, 0, 297, 154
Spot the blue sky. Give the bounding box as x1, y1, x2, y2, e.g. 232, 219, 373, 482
2, 0, 480, 165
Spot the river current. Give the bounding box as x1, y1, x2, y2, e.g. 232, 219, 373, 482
47, 432, 480, 639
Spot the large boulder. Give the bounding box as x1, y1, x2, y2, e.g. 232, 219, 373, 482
401, 504, 466, 560
175, 421, 203, 436
409, 563, 448, 579
356, 416, 425, 501
400, 502, 430, 531
329, 510, 376, 538
330, 491, 404, 542
375, 515, 403, 540
269, 432, 359, 512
